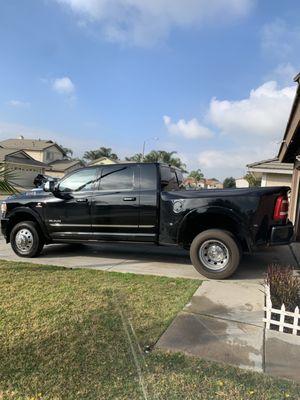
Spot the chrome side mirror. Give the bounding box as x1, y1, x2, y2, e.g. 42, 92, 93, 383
43, 180, 56, 193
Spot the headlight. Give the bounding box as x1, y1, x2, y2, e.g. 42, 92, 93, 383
1, 202, 7, 218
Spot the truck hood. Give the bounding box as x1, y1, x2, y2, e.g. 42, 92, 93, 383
5, 189, 52, 202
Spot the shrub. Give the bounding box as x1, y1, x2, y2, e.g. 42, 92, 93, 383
265, 264, 300, 311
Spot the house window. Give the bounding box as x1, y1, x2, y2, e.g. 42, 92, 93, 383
46, 151, 54, 162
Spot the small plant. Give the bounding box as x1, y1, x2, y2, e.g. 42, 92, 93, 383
265, 264, 300, 311
0, 163, 19, 194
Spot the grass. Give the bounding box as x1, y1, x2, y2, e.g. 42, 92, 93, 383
0, 260, 299, 400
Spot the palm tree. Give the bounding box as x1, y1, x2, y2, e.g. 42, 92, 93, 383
0, 164, 19, 193
144, 150, 187, 172
59, 145, 73, 157
125, 153, 144, 162
188, 169, 204, 182
83, 147, 119, 162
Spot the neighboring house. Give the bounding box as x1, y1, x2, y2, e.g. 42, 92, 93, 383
88, 157, 133, 166
247, 158, 293, 187
0, 136, 82, 183
198, 178, 206, 188
0, 148, 46, 189
277, 72, 300, 238
235, 177, 249, 188
0, 137, 66, 163
206, 178, 223, 189
46, 159, 82, 178
183, 177, 197, 188
184, 177, 223, 189
88, 157, 118, 166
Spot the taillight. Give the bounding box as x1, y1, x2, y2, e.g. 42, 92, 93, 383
273, 195, 289, 222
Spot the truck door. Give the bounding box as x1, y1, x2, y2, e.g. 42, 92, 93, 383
91, 164, 145, 240
44, 167, 99, 240
138, 163, 159, 238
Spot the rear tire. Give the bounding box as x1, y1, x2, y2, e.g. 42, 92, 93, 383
10, 221, 44, 258
190, 229, 240, 279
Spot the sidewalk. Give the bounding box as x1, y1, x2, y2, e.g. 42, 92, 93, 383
156, 280, 300, 382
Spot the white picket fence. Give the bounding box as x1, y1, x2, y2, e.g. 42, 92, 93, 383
263, 285, 300, 336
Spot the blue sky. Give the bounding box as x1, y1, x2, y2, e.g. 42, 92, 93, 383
0, 0, 299, 179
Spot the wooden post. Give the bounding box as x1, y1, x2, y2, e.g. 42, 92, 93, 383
293, 306, 299, 335
279, 304, 285, 332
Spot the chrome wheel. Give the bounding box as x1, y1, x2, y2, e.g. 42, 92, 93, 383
199, 239, 229, 271
15, 229, 34, 254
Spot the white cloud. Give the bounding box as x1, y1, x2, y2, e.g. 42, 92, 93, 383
197, 144, 278, 179
273, 63, 297, 83
163, 79, 297, 178
266, 63, 298, 86
261, 19, 300, 60
208, 81, 296, 140
52, 77, 75, 95
7, 100, 31, 108
163, 115, 213, 139
54, 0, 254, 46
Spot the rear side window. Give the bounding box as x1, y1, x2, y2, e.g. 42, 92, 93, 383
160, 166, 179, 191
176, 170, 183, 187
100, 166, 134, 190
140, 164, 157, 190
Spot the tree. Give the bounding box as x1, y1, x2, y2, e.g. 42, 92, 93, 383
60, 145, 73, 157
83, 147, 119, 162
244, 173, 261, 187
223, 177, 236, 188
73, 158, 86, 167
144, 150, 187, 172
125, 153, 143, 162
188, 169, 204, 182
125, 150, 187, 172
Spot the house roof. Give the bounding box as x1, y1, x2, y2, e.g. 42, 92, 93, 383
247, 157, 293, 173
88, 157, 117, 165
206, 178, 221, 184
0, 148, 47, 167
47, 159, 81, 172
0, 138, 66, 155
278, 73, 300, 162
88, 157, 135, 165
0, 148, 19, 161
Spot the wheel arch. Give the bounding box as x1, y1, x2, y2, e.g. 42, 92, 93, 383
5, 208, 50, 243
177, 206, 250, 251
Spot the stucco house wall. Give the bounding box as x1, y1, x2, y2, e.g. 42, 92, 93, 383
261, 172, 292, 188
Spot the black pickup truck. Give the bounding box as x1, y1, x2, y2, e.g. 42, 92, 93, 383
0, 162, 294, 279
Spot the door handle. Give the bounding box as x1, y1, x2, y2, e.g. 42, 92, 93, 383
123, 197, 136, 201
76, 198, 88, 203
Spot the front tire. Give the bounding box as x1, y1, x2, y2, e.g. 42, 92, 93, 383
10, 221, 44, 258
190, 229, 240, 279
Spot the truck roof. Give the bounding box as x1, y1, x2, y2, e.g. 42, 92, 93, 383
84, 162, 181, 170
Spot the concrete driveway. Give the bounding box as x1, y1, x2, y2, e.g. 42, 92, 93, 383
0, 235, 297, 281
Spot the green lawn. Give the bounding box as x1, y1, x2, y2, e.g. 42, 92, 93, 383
0, 261, 299, 400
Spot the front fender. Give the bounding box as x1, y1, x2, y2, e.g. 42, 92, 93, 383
6, 207, 50, 242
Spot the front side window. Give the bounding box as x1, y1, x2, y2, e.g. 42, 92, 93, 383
59, 168, 98, 192
100, 166, 134, 190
